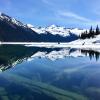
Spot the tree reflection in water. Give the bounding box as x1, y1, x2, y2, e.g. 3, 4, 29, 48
81, 50, 100, 61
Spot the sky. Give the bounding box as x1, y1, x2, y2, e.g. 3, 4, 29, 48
0, 0, 100, 28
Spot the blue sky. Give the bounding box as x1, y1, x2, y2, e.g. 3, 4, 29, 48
0, 0, 100, 28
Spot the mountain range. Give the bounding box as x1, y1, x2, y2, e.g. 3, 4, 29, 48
0, 12, 86, 42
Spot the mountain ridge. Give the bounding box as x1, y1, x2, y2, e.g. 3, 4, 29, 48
0, 12, 85, 42
27, 24, 87, 37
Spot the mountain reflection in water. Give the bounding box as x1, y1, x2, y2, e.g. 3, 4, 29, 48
0, 45, 99, 100
0, 45, 100, 71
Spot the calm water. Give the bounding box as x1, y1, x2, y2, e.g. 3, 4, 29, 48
0, 45, 100, 100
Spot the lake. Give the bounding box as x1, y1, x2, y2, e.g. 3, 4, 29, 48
0, 45, 100, 100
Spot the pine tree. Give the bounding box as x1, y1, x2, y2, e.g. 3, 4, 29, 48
80, 25, 100, 39
85, 30, 88, 34
90, 26, 93, 32
89, 26, 95, 38
96, 25, 99, 35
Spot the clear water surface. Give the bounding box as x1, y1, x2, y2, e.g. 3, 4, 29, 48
0, 45, 99, 100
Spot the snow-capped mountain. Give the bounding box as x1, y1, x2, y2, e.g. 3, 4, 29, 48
0, 13, 26, 27
0, 12, 88, 42
1, 12, 100, 45
27, 24, 86, 37
0, 13, 86, 38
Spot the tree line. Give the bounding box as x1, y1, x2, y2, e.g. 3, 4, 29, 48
80, 25, 100, 39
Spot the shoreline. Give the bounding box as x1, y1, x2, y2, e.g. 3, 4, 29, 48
0, 42, 100, 49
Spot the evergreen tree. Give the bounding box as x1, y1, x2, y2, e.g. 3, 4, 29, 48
89, 26, 93, 37
80, 30, 88, 39
85, 30, 88, 34
90, 26, 93, 33
96, 25, 99, 35
91, 30, 95, 38
80, 25, 100, 39
89, 26, 95, 38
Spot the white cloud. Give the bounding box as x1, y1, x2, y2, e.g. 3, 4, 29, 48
41, 0, 100, 27
58, 11, 100, 26
58, 11, 91, 22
